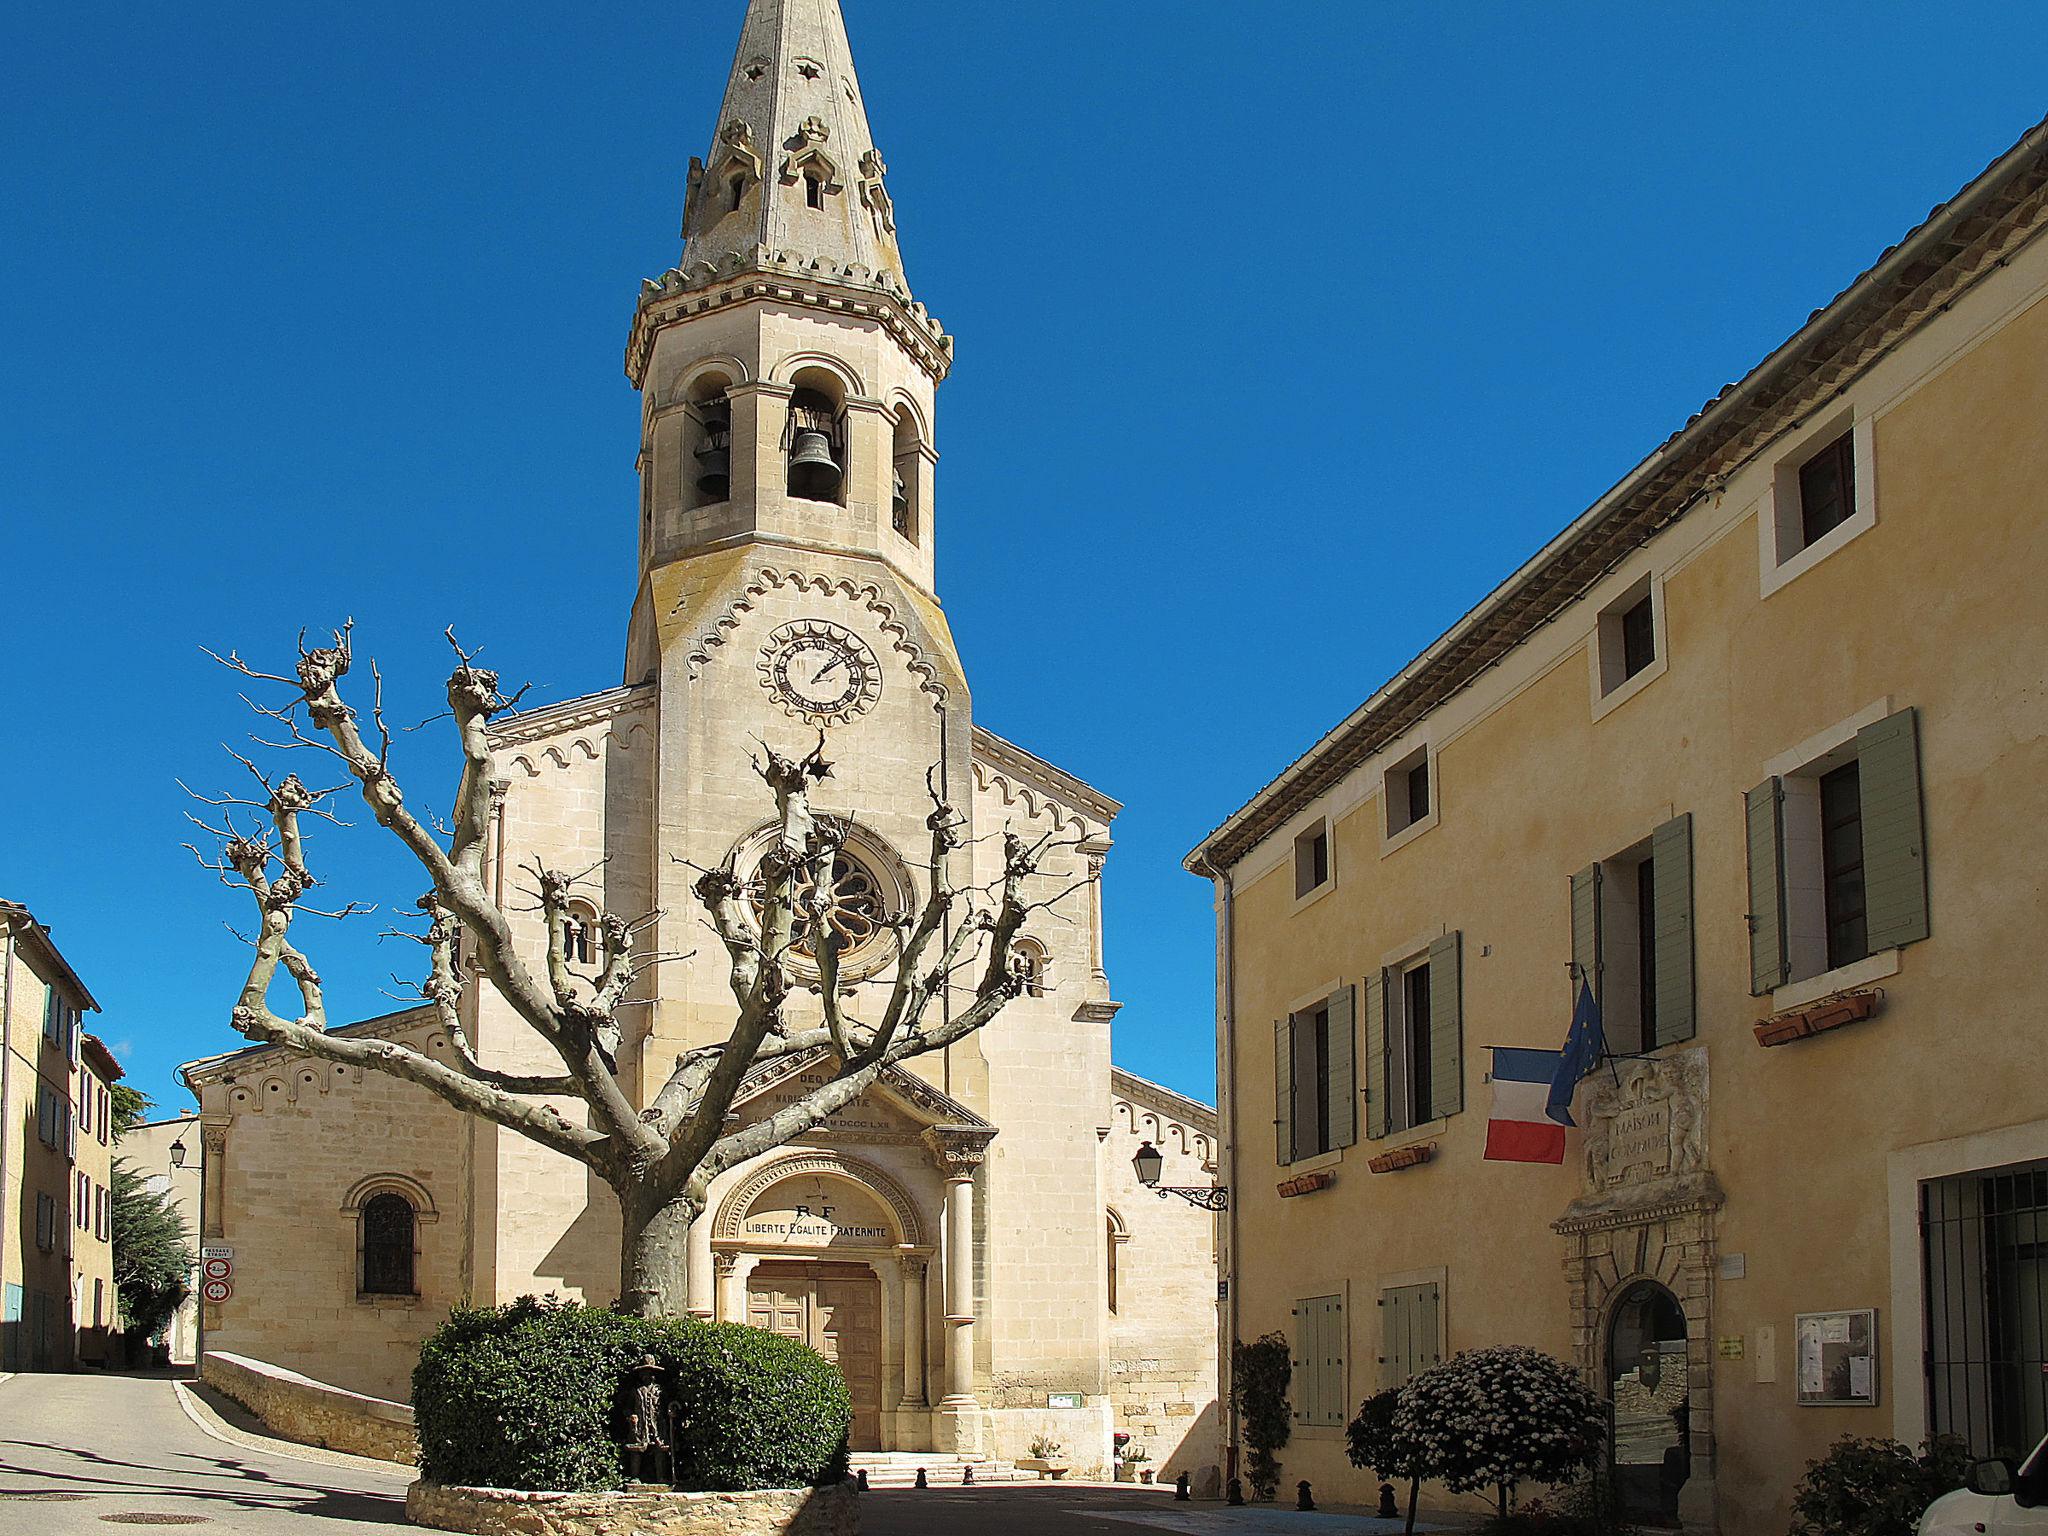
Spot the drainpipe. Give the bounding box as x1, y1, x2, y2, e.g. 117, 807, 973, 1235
1194, 854, 1239, 1485
1, 922, 17, 1294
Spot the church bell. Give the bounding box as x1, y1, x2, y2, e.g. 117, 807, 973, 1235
788, 427, 842, 499
694, 421, 731, 500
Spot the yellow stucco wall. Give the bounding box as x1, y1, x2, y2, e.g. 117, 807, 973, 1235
1214, 255, 2048, 1532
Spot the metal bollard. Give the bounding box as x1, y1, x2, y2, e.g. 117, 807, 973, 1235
914, 1467, 929, 1489
963, 1464, 975, 1486
856, 1468, 869, 1492
1175, 1471, 1191, 1502
1296, 1480, 1316, 1512
1226, 1477, 1245, 1507
1378, 1482, 1398, 1518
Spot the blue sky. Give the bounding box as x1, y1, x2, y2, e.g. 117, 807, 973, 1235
3, 2, 2043, 1114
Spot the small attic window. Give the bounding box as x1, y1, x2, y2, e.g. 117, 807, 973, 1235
804, 173, 824, 210
729, 176, 745, 212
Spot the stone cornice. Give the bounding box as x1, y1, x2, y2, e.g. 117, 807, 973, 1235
972, 725, 1121, 825
487, 684, 654, 749
1109, 1065, 1217, 1134
1552, 1171, 1727, 1236
179, 1005, 437, 1087
1188, 115, 2048, 875
627, 256, 953, 390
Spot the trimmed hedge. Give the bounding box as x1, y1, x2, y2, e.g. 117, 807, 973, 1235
412, 1295, 851, 1493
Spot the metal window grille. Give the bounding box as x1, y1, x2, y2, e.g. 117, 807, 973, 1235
1922, 1160, 2048, 1461
360, 1193, 417, 1297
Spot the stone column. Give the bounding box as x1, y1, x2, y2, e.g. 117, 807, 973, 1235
200, 1123, 229, 1239
685, 1215, 714, 1319
1081, 841, 1111, 991
713, 1251, 741, 1323
924, 1127, 994, 1455
898, 1248, 928, 1408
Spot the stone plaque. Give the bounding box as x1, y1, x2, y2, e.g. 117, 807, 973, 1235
1581, 1048, 1707, 1196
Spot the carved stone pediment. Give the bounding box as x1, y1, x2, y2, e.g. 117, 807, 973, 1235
1557, 1047, 1716, 1230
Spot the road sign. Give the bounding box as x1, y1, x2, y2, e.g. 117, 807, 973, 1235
201, 1278, 234, 1304
200, 1245, 234, 1261
202, 1257, 233, 1283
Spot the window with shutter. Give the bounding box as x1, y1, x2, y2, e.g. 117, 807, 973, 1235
1651, 814, 1696, 1046
1293, 1004, 1328, 1159
1294, 1295, 1346, 1426
1380, 1281, 1443, 1388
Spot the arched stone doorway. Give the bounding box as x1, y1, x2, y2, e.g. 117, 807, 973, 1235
1607, 1280, 1691, 1528
711, 1152, 937, 1454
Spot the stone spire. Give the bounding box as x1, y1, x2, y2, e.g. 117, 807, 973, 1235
679, 0, 909, 295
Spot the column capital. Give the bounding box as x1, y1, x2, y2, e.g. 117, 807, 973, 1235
922, 1125, 995, 1179
712, 1251, 739, 1277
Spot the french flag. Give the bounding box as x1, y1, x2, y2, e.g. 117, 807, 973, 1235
1484, 1047, 1569, 1164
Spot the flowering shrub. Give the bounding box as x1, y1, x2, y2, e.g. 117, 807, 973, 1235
1789, 1435, 1969, 1536
1401, 1346, 1608, 1517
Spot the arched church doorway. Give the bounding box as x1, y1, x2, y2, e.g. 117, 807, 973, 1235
748, 1260, 884, 1451
1607, 1280, 1690, 1527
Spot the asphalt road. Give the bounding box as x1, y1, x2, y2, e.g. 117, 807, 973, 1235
0, 1373, 1437, 1535
0, 1372, 413, 1534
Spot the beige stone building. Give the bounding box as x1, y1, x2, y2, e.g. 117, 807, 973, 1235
1187, 119, 2048, 1532
124, 1115, 202, 1363
181, 0, 1216, 1475
2, 899, 123, 1370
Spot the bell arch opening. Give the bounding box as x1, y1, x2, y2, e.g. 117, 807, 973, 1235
786, 367, 847, 505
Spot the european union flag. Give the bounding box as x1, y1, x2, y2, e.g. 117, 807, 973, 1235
1546, 979, 1606, 1127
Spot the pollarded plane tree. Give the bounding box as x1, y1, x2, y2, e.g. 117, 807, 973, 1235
188, 627, 1083, 1316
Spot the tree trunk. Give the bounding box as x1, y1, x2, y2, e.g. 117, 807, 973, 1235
620, 1193, 697, 1318
1405, 1475, 1419, 1536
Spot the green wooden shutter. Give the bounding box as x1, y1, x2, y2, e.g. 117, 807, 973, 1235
1652, 813, 1696, 1045
1326, 986, 1357, 1150
1296, 1297, 1343, 1426
1746, 778, 1789, 995
1293, 1014, 1322, 1159
1857, 708, 1930, 949
1415, 1281, 1442, 1373
1381, 1286, 1408, 1389
1571, 863, 1603, 1003
1274, 1017, 1294, 1166
1428, 932, 1464, 1120
1363, 971, 1389, 1141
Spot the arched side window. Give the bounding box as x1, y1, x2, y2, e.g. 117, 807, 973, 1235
891, 406, 925, 544
1012, 938, 1048, 999
360, 1192, 417, 1297
563, 902, 599, 967
1106, 1207, 1129, 1315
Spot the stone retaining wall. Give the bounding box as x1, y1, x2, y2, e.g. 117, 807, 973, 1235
406, 1481, 858, 1536
201, 1350, 418, 1464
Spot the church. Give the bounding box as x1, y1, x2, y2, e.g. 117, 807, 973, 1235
181, 0, 1218, 1478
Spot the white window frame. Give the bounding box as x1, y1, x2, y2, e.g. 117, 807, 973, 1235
1589, 570, 1669, 721
1759, 409, 1877, 598
1380, 932, 1445, 1138
1761, 697, 1903, 1006
1381, 744, 1439, 855
1291, 815, 1335, 910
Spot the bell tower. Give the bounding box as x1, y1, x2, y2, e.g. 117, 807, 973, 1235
624, 0, 952, 670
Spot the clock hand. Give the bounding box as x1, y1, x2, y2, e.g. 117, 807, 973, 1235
810, 656, 845, 687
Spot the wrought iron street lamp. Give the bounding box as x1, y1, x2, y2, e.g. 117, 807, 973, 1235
168, 1137, 187, 1169
1132, 1141, 1230, 1211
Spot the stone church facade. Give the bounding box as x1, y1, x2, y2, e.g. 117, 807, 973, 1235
181, 0, 1217, 1475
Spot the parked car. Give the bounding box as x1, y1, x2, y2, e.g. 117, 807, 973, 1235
1921, 1434, 2048, 1534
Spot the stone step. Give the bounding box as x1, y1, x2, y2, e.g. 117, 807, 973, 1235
847, 1457, 1038, 1488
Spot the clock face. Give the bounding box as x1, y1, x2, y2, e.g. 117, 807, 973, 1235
760, 620, 883, 723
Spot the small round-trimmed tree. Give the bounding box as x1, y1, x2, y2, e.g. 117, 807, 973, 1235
412, 1296, 851, 1494
1348, 1387, 1431, 1534
1402, 1346, 1607, 1518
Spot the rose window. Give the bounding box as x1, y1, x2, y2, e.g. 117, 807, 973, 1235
750, 850, 889, 960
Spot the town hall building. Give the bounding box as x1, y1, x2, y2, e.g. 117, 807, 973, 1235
182, 0, 1218, 1478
